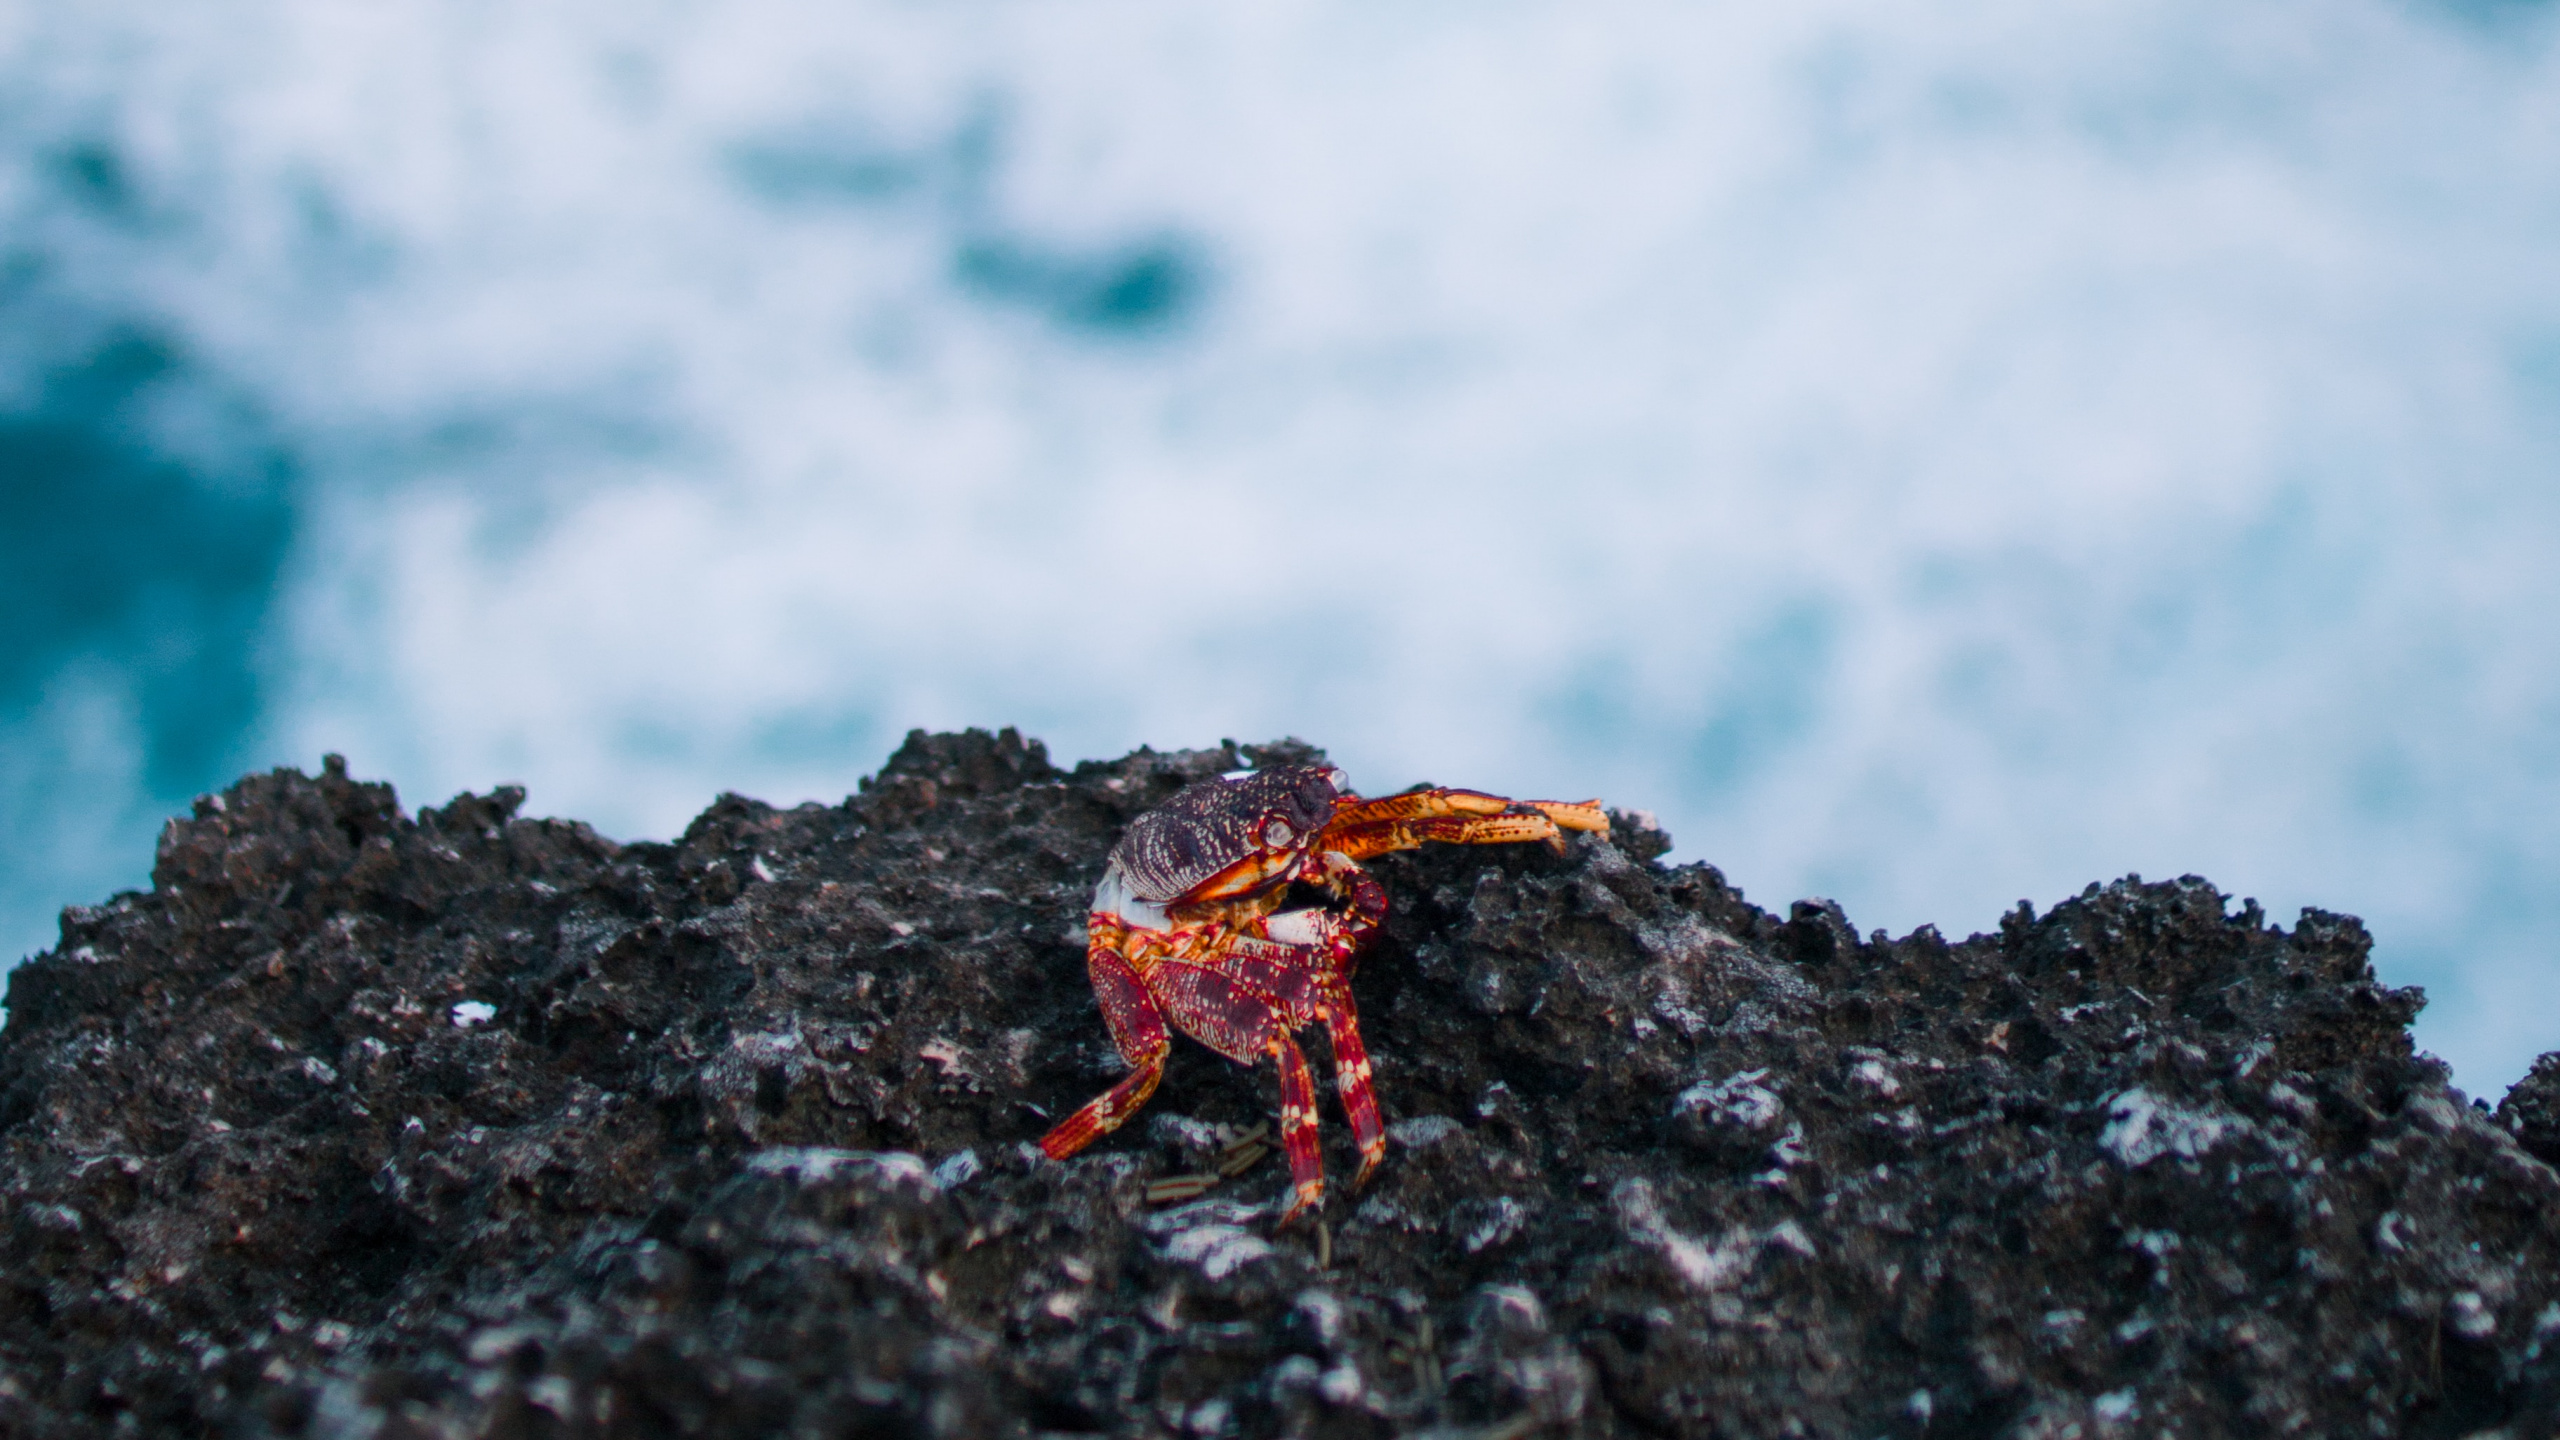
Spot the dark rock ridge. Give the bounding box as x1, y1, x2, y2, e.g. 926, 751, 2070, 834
2, 729, 2558, 1439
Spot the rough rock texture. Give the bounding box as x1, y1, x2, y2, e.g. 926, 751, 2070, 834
3, 729, 2558, 1439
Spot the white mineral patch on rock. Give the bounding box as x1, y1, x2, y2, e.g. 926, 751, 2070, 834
731, 1029, 806, 1062
745, 1148, 936, 1188
1291, 1290, 1345, 1346
1674, 1068, 1784, 1130
2099, 1088, 2240, 1167
2266, 1081, 2316, 1119
1318, 1357, 1365, 1406
2402, 1093, 2465, 1136
1144, 1199, 1277, 1280
1158, 1224, 1273, 1281
1613, 1179, 1811, 1291
1767, 1120, 1808, 1170
1465, 1197, 1528, 1254
1479, 1283, 1546, 1332
1387, 1114, 1462, 1148
1147, 1113, 1228, 1152
930, 1148, 980, 1189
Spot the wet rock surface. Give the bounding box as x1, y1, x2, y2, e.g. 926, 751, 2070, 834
3, 728, 2558, 1438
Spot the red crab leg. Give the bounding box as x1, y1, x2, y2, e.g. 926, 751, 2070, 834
1305, 855, 1388, 961
1236, 860, 1392, 1186
1206, 949, 1381, 1199
1321, 986, 1386, 1188
1298, 863, 1391, 1186
1153, 955, 1332, 1226
1218, 930, 1381, 1184
1229, 893, 1391, 1196
1268, 1030, 1326, 1225
1039, 935, 1173, 1160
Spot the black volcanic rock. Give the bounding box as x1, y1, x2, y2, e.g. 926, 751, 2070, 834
3, 729, 2558, 1438
2501, 1055, 2560, 1172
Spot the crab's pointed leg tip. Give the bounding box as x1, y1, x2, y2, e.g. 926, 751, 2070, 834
1274, 1180, 1325, 1232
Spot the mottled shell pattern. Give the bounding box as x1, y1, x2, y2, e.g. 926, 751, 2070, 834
1108, 765, 1345, 905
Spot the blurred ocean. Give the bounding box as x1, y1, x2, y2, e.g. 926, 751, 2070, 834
4, 1, 2557, 1094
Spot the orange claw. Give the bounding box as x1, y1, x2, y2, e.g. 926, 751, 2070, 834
1318, 790, 1609, 862
1527, 798, 1610, 833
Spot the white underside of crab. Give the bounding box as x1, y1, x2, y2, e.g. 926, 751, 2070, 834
1091, 859, 1343, 949
1091, 867, 1170, 932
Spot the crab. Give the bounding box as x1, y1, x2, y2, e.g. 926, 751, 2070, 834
1038, 764, 1609, 1226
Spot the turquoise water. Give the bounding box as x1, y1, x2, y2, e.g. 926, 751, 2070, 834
1, 284, 294, 978
4, 0, 2558, 1094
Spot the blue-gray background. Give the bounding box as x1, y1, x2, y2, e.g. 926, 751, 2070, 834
5, 1, 2557, 1097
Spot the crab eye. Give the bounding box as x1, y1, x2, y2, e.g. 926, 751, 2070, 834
1262, 817, 1296, 848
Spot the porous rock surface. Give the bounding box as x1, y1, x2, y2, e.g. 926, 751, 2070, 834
2, 729, 2557, 1439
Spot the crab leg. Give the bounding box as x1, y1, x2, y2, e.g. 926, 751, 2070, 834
1296, 863, 1392, 1186
1328, 787, 1509, 824
1267, 1031, 1326, 1224
1321, 812, 1557, 859
1199, 937, 1398, 1201
1231, 862, 1394, 1190
1329, 787, 1608, 832
1039, 938, 1172, 1159
1321, 988, 1387, 1188
1152, 954, 1338, 1225
1321, 790, 1607, 861
1219, 919, 1388, 1198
